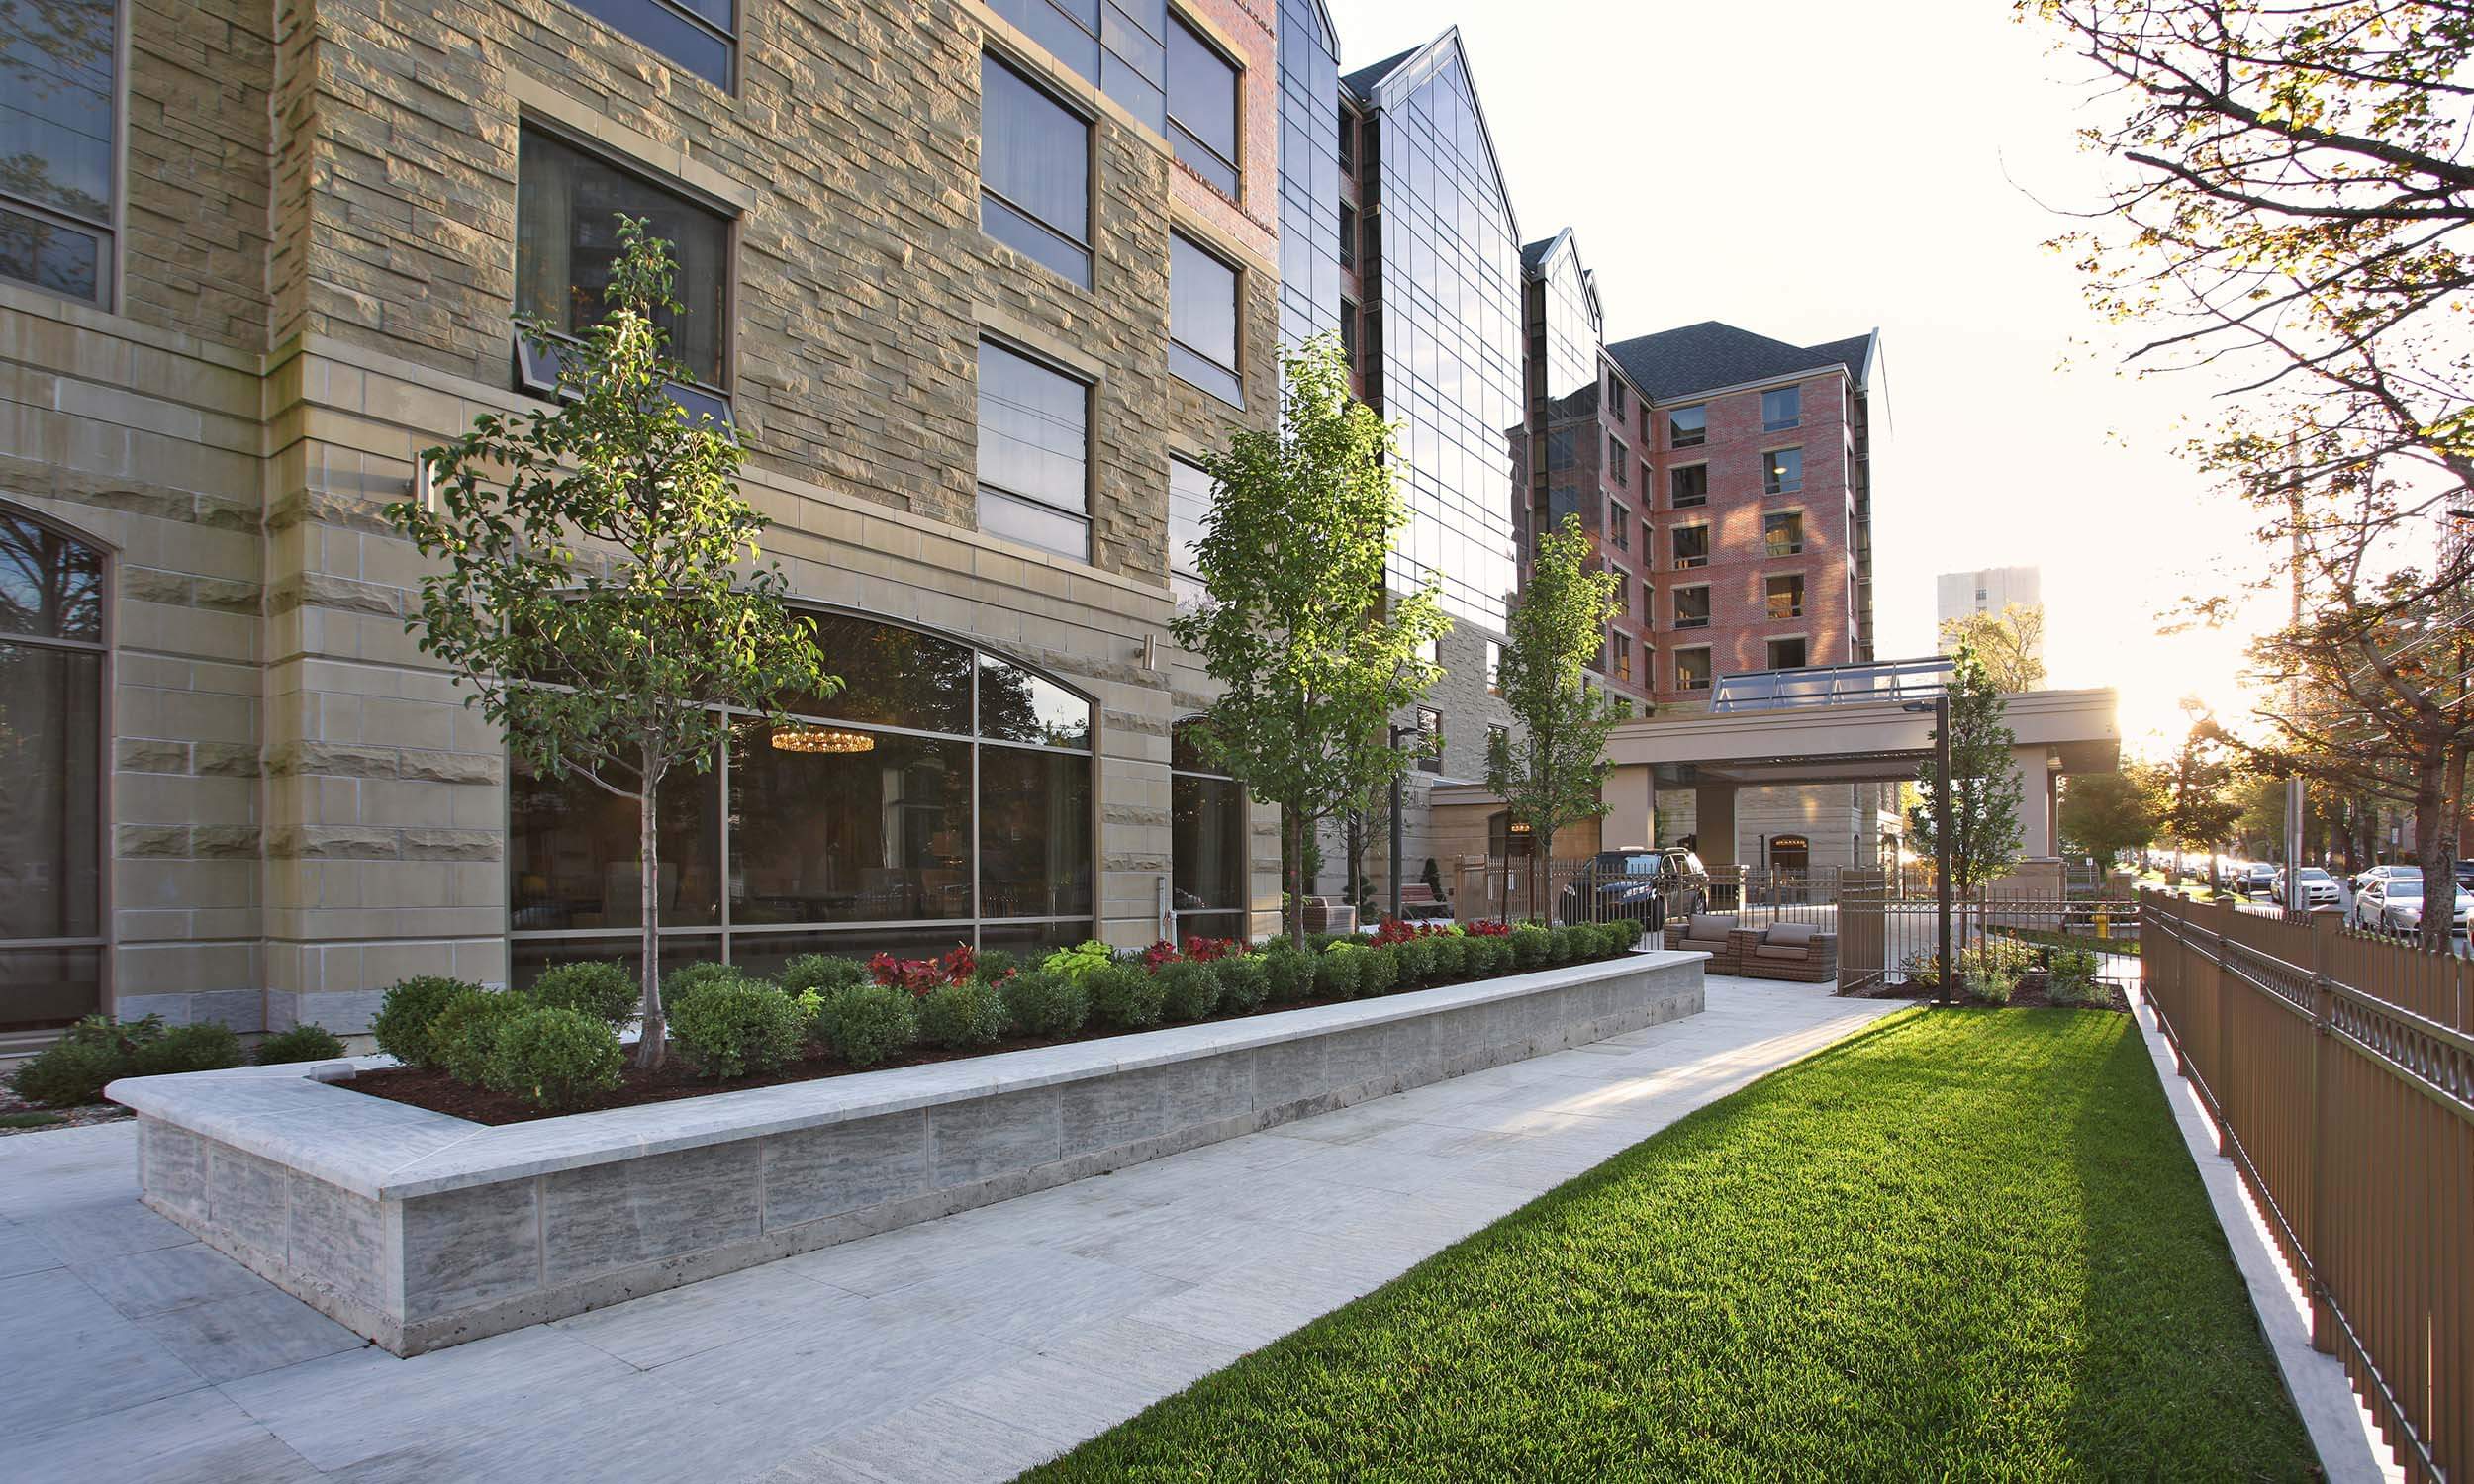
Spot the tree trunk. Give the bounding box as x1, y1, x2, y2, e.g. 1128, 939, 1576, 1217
1285, 809, 1306, 949
635, 749, 666, 1070
2414, 753, 2455, 953
1534, 823, 1553, 926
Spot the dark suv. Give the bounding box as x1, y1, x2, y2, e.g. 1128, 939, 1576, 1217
1558, 849, 1709, 928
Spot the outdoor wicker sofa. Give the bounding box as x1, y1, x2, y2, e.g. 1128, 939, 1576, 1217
1663, 913, 1744, 975
1730, 922, 1839, 983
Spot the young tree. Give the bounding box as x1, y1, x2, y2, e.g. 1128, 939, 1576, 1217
1908, 648, 2027, 894
2157, 712, 2247, 892
1937, 603, 2047, 692
1485, 513, 1624, 918
1172, 336, 1448, 947
388, 220, 829, 1067
2058, 766, 2158, 866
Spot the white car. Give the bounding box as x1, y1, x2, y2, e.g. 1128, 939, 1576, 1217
2352, 877, 2471, 937
2275, 867, 2344, 910
2353, 863, 2420, 894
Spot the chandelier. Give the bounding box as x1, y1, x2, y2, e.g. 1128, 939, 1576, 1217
770, 725, 875, 755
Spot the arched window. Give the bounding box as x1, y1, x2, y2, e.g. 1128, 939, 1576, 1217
1170, 718, 1248, 944
508, 609, 1097, 981
0, 505, 108, 1035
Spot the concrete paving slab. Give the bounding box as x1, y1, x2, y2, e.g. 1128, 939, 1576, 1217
0, 977, 1894, 1482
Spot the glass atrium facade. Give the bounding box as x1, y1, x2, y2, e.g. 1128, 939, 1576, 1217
1274, 0, 1342, 353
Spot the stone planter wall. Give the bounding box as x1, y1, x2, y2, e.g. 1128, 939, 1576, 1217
110, 952, 1705, 1354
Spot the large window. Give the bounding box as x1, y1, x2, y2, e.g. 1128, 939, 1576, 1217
1, 0, 117, 305
1609, 503, 1629, 552
1763, 447, 1803, 495
1672, 525, 1710, 570
1675, 646, 1713, 692
1761, 385, 1801, 431
1167, 12, 1240, 198
1608, 435, 1629, 486
1170, 456, 1211, 607
1668, 405, 1706, 448
0, 507, 105, 1033
981, 54, 1093, 288
1764, 510, 1805, 556
515, 128, 732, 413
1766, 573, 1806, 619
510, 611, 1096, 980
567, 0, 735, 88
1170, 233, 1242, 404
977, 340, 1092, 561
1673, 585, 1710, 630
1670, 464, 1708, 509
1172, 719, 1248, 942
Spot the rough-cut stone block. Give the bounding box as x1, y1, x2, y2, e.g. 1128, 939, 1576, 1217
540, 1143, 762, 1286
207, 1143, 290, 1257
287, 1175, 385, 1310
928, 1088, 1064, 1188
762, 1111, 930, 1226
139, 1119, 209, 1224
401, 1182, 537, 1320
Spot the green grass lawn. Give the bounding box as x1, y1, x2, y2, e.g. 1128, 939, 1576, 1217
1026, 1011, 2314, 1481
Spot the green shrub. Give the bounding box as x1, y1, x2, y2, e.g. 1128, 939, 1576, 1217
779, 954, 871, 997
1356, 946, 1399, 996
62, 1012, 167, 1057
915, 979, 1009, 1050
1086, 962, 1168, 1031
1391, 935, 1434, 983
254, 1024, 347, 1066
1606, 917, 1645, 952
1260, 945, 1316, 1004
127, 1023, 244, 1077
1965, 969, 2019, 1006
9, 1040, 125, 1107
669, 975, 808, 1080
1456, 935, 1493, 977
2047, 948, 2106, 1007
817, 983, 917, 1067
661, 959, 740, 1001
974, 949, 1027, 983
1425, 933, 1467, 977
1042, 940, 1118, 986
525, 961, 638, 1030
1314, 948, 1364, 1000
1306, 932, 1347, 954
1154, 961, 1224, 1023
485, 1007, 623, 1110
1510, 924, 1551, 970
1547, 927, 1577, 965
369, 974, 480, 1070
1214, 955, 1270, 1014
999, 969, 1089, 1036
430, 990, 531, 1085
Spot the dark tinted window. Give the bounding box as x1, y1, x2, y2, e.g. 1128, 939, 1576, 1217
568, 0, 735, 87
981, 54, 1093, 286
516, 129, 731, 387
1668, 405, 1706, 448
977, 340, 1091, 560
1170, 234, 1241, 403
979, 746, 1094, 919
0, 507, 106, 1031
729, 727, 971, 925
0, 0, 116, 304
1670, 463, 1708, 508
1672, 526, 1710, 569
1762, 385, 1800, 431
0, 510, 104, 642
787, 611, 976, 734
1167, 13, 1239, 197
1763, 447, 1803, 494
978, 653, 1094, 748
1170, 456, 1212, 606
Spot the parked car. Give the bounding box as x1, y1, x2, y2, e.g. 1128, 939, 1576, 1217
2456, 860, 2474, 893
2352, 863, 2420, 894
1558, 848, 1707, 927
2351, 876, 2472, 938
2275, 866, 2344, 910
2237, 863, 2277, 898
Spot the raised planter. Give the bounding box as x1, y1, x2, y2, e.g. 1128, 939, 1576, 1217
110, 951, 1704, 1355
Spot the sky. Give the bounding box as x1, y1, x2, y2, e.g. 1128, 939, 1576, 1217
1332, 0, 2276, 755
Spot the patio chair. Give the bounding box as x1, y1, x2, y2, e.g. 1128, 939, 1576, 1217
1398, 882, 1455, 921
1733, 922, 1839, 983
1300, 896, 1358, 935
1663, 913, 1743, 974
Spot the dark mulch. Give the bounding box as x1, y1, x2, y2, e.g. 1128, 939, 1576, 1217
345, 960, 1549, 1126
0, 1095, 133, 1138
1849, 977, 2131, 1013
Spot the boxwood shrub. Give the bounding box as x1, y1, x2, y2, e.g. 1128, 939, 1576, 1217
999, 969, 1088, 1037
8, 1039, 125, 1108
1356, 945, 1399, 997
817, 982, 917, 1067
669, 975, 807, 1080
915, 979, 1008, 1050
1391, 935, 1434, 983
1214, 956, 1270, 1014
1314, 948, 1364, 1000
1086, 963, 1168, 1031
125, 1023, 242, 1077
1260, 945, 1316, 1003
369, 974, 480, 1071
779, 953, 871, 997
1426, 933, 1467, 977
525, 961, 639, 1030
485, 1006, 623, 1110
1154, 961, 1223, 1023
430, 989, 530, 1086
1510, 924, 1551, 970
253, 1024, 346, 1066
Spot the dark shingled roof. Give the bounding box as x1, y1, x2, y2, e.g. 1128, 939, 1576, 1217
1607, 322, 1875, 402
1343, 43, 1421, 99
1520, 236, 1558, 272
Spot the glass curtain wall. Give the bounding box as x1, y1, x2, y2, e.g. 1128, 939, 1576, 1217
1273, 0, 1341, 352
0, 507, 106, 1032
509, 611, 1096, 981
1365, 52, 1523, 627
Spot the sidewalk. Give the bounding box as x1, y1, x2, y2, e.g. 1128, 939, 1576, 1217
0, 978, 1896, 1484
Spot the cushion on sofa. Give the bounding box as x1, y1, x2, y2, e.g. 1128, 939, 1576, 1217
1763, 923, 1818, 948
1683, 914, 1738, 942
1754, 943, 1814, 961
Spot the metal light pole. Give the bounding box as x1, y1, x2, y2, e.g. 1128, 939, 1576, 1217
1388, 724, 1411, 922
1905, 696, 1954, 1006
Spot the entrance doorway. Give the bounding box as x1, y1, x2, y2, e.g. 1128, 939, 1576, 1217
1766, 834, 1810, 873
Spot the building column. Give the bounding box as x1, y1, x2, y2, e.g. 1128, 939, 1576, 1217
2013, 745, 2057, 859
1694, 785, 1739, 870
1603, 764, 1653, 850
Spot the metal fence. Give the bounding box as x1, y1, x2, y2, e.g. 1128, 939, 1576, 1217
2143, 890, 2470, 1482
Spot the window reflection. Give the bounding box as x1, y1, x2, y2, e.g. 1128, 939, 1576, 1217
731, 725, 971, 924
0, 510, 104, 641
0, 507, 105, 1032
979, 654, 1093, 748
1171, 718, 1246, 935
510, 761, 723, 929
790, 612, 976, 734
978, 746, 1094, 919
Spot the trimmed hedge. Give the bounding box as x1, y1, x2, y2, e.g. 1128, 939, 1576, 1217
1154, 962, 1223, 1023
1000, 969, 1090, 1037
670, 975, 807, 1080
369, 975, 481, 1071
485, 1007, 624, 1110
526, 961, 639, 1030
816, 983, 917, 1067
916, 979, 1009, 1050
254, 1024, 346, 1066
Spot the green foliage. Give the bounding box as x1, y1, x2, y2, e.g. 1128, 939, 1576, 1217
1425, 933, 1468, 977
1313, 948, 1364, 1000
914, 979, 1009, 1050
62, 1013, 166, 1057
1356, 946, 1399, 996
1153, 961, 1224, 1023
431, 990, 531, 1086
1021, 1012, 2316, 1480
1460, 935, 1500, 978
1510, 924, 1551, 971
662, 961, 742, 1001
1169, 337, 1448, 946
1938, 603, 2046, 693
1042, 941, 1119, 986
669, 975, 808, 1080
1214, 956, 1270, 1014
254, 1024, 347, 1066
999, 970, 1089, 1037
974, 950, 1027, 983
386, 221, 831, 1071
816, 983, 917, 1068
9, 1040, 125, 1108
1086, 963, 1168, 1031
485, 1007, 624, 1110
1485, 513, 1625, 898
121, 1024, 242, 1077
1391, 935, 1435, 982
1604, 918, 1644, 953
370, 975, 480, 1071
1546, 927, 1577, 966
525, 961, 639, 1031
1966, 969, 2020, 1007
2155, 716, 2245, 865
2046, 947, 2108, 1007
1259, 944, 1317, 1004
779, 953, 871, 996
1908, 648, 2027, 892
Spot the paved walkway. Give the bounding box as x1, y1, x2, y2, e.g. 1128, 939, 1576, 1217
0, 977, 1896, 1484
